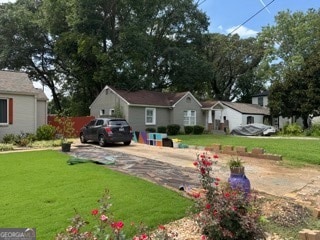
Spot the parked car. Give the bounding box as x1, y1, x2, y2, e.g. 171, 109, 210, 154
230, 123, 277, 136
80, 118, 133, 147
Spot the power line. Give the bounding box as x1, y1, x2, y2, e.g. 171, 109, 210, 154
230, 0, 276, 35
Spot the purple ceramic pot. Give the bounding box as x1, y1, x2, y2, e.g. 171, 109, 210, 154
228, 172, 251, 195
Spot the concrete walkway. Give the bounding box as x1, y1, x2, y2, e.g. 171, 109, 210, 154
68, 142, 320, 208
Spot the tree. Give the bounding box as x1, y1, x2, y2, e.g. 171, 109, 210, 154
202, 33, 265, 102
42, 0, 209, 115
0, 0, 63, 112
258, 9, 320, 127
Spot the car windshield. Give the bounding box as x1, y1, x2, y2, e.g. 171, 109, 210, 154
109, 120, 128, 126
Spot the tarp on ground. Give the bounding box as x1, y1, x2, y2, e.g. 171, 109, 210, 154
230, 123, 274, 136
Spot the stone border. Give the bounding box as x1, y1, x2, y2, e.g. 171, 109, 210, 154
204, 144, 282, 161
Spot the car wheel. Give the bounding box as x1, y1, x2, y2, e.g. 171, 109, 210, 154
99, 135, 107, 147
123, 141, 131, 146
80, 133, 87, 143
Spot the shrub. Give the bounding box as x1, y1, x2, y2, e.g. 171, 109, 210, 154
2, 133, 16, 144
36, 124, 56, 140
157, 126, 167, 133
192, 152, 265, 240
0, 143, 14, 151
193, 125, 204, 135
167, 124, 180, 135
308, 123, 320, 137
145, 127, 156, 133
283, 123, 303, 135
14, 132, 32, 147
184, 126, 193, 134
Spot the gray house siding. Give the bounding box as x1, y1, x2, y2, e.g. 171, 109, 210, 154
90, 88, 129, 119
128, 106, 171, 132
172, 93, 203, 128
37, 100, 47, 128
0, 94, 36, 139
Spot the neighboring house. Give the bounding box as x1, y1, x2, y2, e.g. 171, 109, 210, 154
201, 101, 270, 132
0, 71, 48, 140
90, 85, 270, 133
252, 90, 304, 130
89, 85, 204, 132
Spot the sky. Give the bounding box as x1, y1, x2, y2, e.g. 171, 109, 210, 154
1, 0, 320, 98
198, 0, 320, 38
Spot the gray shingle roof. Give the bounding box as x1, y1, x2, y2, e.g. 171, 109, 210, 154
222, 101, 269, 115
113, 88, 188, 107
0, 71, 47, 100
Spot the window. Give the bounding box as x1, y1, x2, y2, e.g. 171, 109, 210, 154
247, 116, 254, 124
100, 109, 105, 116
0, 99, 8, 124
109, 109, 115, 116
145, 108, 156, 125
184, 110, 196, 126
258, 97, 263, 106
0, 98, 12, 125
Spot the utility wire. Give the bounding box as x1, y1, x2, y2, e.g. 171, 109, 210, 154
230, 0, 276, 34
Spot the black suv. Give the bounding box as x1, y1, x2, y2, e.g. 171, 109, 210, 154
80, 118, 133, 147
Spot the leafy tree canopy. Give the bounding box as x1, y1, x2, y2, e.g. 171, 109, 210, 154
258, 9, 320, 126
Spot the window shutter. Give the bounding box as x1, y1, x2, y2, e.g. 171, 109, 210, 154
9, 98, 13, 124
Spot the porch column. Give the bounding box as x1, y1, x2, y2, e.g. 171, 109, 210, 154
207, 110, 213, 132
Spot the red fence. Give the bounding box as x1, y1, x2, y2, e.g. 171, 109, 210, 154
48, 115, 94, 137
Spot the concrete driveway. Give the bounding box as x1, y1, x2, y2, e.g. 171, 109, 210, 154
69, 141, 320, 208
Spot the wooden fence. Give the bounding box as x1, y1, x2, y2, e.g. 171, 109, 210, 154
48, 115, 94, 137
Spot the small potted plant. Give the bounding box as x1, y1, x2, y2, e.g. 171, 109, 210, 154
227, 156, 244, 174
54, 115, 76, 152
227, 156, 251, 195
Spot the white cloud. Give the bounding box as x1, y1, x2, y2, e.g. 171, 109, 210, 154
226, 25, 258, 38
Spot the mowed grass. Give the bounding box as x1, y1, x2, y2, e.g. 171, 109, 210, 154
175, 134, 320, 165
0, 150, 193, 239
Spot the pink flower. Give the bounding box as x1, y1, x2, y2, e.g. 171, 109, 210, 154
100, 214, 108, 221
91, 209, 99, 215
70, 227, 78, 234
213, 154, 219, 159
201, 235, 207, 240
224, 192, 230, 198
158, 225, 166, 230
111, 221, 124, 230
193, 161, 199, 166
214, 181, 219, 186
205, 203, 211, 209
215, 177, 221, 181
138, 233, 148, 239
192, 192, 201, 198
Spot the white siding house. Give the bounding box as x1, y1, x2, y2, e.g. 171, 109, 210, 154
0, 71, 48, 140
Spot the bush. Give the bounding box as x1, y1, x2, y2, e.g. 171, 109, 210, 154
145, 127, 156, 133
283, 123, 303, 135
184, 126, 193, 134
167, 124, 180, 135
157, 126, 167, 133
305, 123, 320, 137
36, 124, 56, 140
192, 153, 265, 240
2, 133, 16, 144
14, 132, 32, 147
193, 125, 204, 135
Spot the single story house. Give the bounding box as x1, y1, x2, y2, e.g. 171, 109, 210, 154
0, 71, 48, 140
89, 85, 271, 133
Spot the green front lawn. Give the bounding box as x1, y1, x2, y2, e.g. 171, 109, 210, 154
0, 150, 193, 239
174, 134, 320, 165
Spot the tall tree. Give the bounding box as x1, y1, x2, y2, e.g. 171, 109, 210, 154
42, 0, 209, 115
203, 33, 265, 102
258, 9, 320, 127
0, 0, 63, 112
